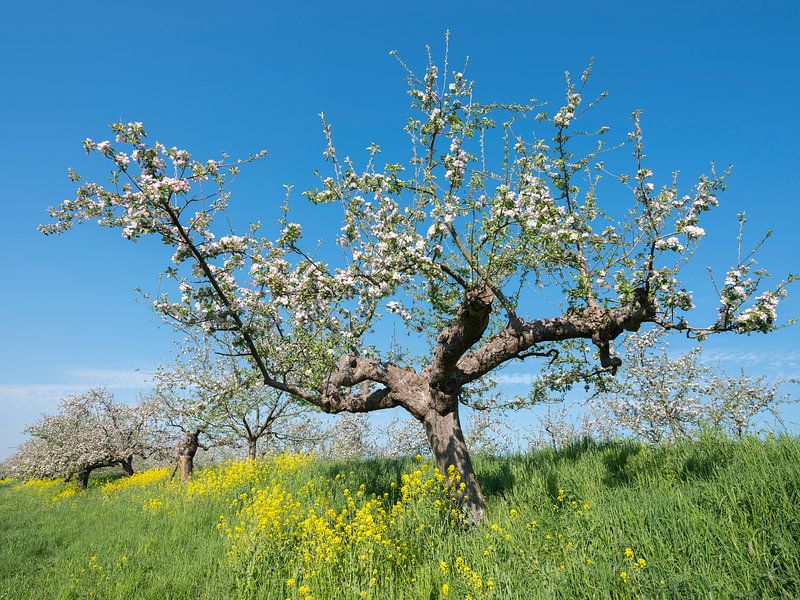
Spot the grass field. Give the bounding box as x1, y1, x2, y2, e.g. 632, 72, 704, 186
1, 435, 798, 599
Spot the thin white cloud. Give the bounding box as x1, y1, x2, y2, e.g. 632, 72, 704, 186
0, 368, 153, 404
495, 373, 538, 385
701, 349, 800, 370
0, 383, 87, 401
702, 350, 800, 379
67, 368, 154, 388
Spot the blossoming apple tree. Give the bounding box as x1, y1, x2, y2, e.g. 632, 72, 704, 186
41, 51, 793, 521
599, 330, 794, 442
6, 389, 158, 489
153, 335, 319, 470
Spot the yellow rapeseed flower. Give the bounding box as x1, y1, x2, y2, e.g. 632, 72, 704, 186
100, 467, 169, 496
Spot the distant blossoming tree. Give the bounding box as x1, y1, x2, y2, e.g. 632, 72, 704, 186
154, 336, 319, 475
6, 389, 158, 489
41, 46, 793, 521
599, 330, 794, 442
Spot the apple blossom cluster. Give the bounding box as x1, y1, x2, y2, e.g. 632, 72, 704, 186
444, 138, 468, 187
653, 237, 684, 252
712, 252, 794, 335
553, 92, 581, 128
716, 263, 759, 329
733, 288, 786, 333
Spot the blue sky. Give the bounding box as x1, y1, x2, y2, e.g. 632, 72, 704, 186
1, 1, 799, 458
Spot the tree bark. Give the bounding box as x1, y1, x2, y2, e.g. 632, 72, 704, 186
423, 406, 486, 524
76, 468, 91, 490
119, 458, 134, 476
73, 460, 117, 490
173, 430, 201, 481
247, 439, 257, 460
179, 454, 193, 480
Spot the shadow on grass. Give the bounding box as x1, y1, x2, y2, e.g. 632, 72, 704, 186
677, 447, 726, 482
315, 436, 732, 503
477, 437, 603, 498
600, 442, 643, 487
471, 456, 516, 498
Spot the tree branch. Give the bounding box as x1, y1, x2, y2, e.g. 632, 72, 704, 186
455, 288, 656, 383
425, 284, 494, 390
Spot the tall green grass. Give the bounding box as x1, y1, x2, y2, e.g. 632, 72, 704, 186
1, 435, 798, 599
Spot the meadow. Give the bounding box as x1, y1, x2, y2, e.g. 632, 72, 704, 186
1, 435, 798, 599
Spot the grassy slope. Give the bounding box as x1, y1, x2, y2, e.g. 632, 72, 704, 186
1, 436, 798, 599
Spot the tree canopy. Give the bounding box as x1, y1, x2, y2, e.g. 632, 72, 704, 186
41, 49, 793, 521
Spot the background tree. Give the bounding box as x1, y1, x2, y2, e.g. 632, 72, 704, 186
316, 414, 377, 460
706, 370, 791, 439
375, 416, 430, 459
5, 389, 158, 489
599, 330, 794, 442
171, 428, 206, 481
42, 47, 793, 521
154, 336, 319, 467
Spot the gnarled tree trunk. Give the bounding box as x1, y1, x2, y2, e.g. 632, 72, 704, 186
74, 460, 117, 490
247, 439, 257, 460
119, 457, 134, 476
76, 468, 91, 490
70, 457, 136, 492
173, 430, 201, 481
423, 406, 485, 523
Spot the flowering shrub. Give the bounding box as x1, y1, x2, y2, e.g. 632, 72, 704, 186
186, 452, 312, 498
21, 478, 61, 493
14, 478, 80, 503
